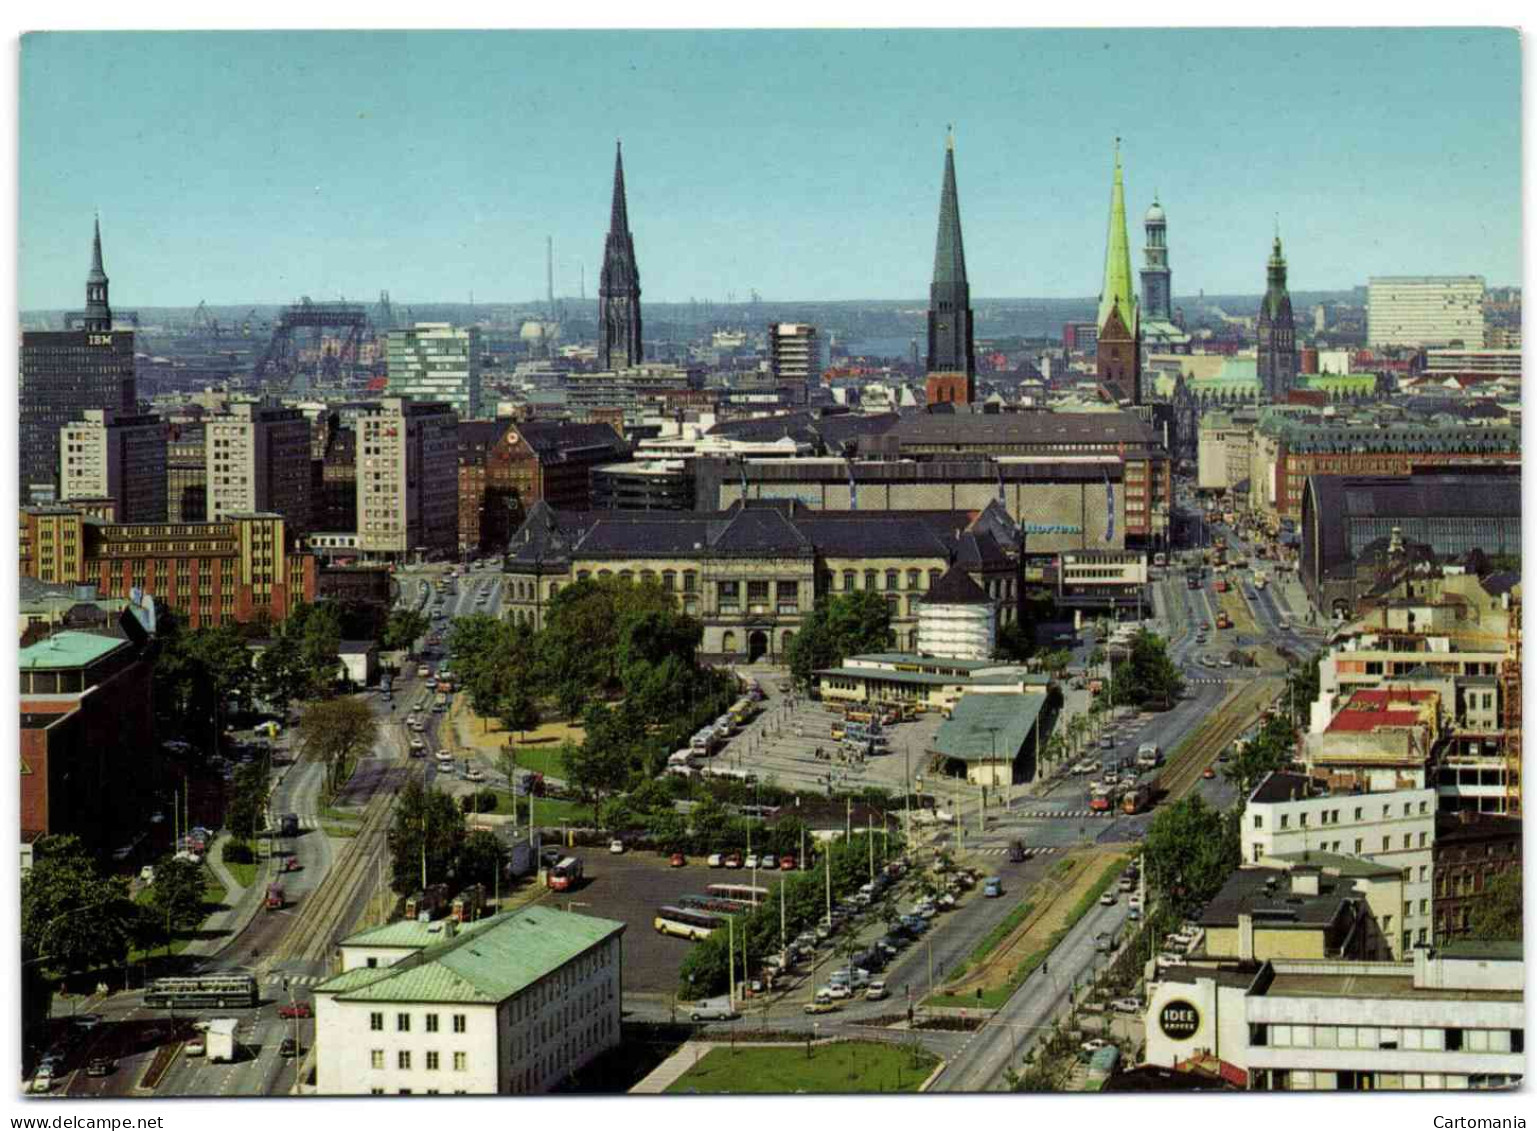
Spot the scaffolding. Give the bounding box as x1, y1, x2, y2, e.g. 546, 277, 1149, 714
1502, 597, 1521, 818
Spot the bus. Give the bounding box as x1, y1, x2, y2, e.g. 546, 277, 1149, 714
549, 857, 584, 892
653, 906, 729, 941
705, 883, 768, 904
145, 974, 259, 1010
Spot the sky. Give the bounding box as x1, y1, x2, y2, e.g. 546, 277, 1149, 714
18, 27, 1522, 309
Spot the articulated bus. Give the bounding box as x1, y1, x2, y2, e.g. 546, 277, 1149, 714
145, 974, 259, 1010
705, 883, 769, 904
654, 905, 729, 941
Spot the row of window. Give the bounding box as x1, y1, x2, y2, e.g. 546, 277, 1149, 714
370, 1049, 467, 1071
1254, 1023, 1522, 1054
369, 1010, 468, 1033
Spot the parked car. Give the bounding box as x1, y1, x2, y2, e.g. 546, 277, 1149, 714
29, 1069, 53, 1093
669, 852, 686, 868
689, 1000, 740, 1022
1203, 766, 1217, 779
280, 1037, 299, 1059
1110, 997, 1143, 1015
707, 853, 724, 868
72, 1013, 102, 1031
724, 852, 742, 869
609, 839, 626, 855
278, 1002, 312, 1020
1081, 1038, 1111, 1055
744, 854, 760, 870
185, 1038, 206, 1057
779, 855, 797, 870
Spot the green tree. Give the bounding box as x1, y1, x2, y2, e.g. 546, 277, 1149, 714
152, 619, 256, 751
566, 706, 641, 823
689, 794, 731, 847
786, 591, 895, 691
254, 633, 310, 719
447, 614, 506, 687
538, 576, 679, 696
1142, 795, 1239, 918
226, 761, 271, 844
296, 696, 379, 799
145, 857, 208, 951
387, 780, 465, 895
1110, 630, 1185, 708
498, 685, 541, 741
993, 619, 1034, 663
1468, 868, 1523, 941
1222, 714, 1295, 798
380, 608, 431, 653
455, 829, 506, 892
647, 810, 688, 850
20, 836, 138, 976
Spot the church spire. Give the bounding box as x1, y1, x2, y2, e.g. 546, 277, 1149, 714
1097, 139, 1136, 334
925, 129, 975, 399
83, 213, 112, 333
598, 140, 642, 370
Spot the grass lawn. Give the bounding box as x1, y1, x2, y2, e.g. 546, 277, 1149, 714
128, 872, 228, 962
323, 823, 361, 838
506, 743, 569, 780
666, 1041, 938, 1094
468, 788, 594, 825
220, 841, 258, 889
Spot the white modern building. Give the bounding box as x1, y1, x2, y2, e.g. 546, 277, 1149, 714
1422, 348, 1521, 378
356, 397, 459, 562
1243, 772, 1437, 957
59, 408, 168, 523
1367, 276, 1485, 348
1144, 942, 1524, 1091
768, 322, 824, 391
387, 323, 483, 420
313, 907, 626, 1096
916, 565, 997, 660
1196, 412, 1257, 492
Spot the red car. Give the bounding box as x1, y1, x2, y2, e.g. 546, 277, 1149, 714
1202, 766, 1217, 779
277, 1002, 312, 1020
669, 852, 686, 868
283, 856, 301, 872
724, 852, 742, 869
779, 855, 796, 871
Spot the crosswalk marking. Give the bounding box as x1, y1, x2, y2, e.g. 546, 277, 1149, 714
971, 845, 1060, 857
1018, 809, 1114, 819
267, 973, 323, 987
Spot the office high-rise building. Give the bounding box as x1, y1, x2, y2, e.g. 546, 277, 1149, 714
59, 409, 168, 523
386, 323, 483, 419
205, 400, 314, 532
1095, 143, 1141, 404
597, 142, 643, 371
1367, 276, 1486, 348
20, 218, 136, 504
356, 397, 459, 562
769, 323, 823, 394
925, 130, 975, 407
166, 424, 208, 523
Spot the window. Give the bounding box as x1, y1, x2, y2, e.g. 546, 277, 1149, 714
454, 1052, 467, 1071
370, 1050, 384, 1070
398, 1051, 412, 1070
1355, 838, 1363, 854
864, 570, 876, 590
453, 1014, 467, 1033
397, 1013, 411, 1032
1280, 814, 1289, 829
1354, 807, 1363, 821
747, 580, 770, 603
370, 1088, 384, 1095
370, 1012, 384, 1031
1382, 836, 1391, 852
1253, 815, 1263, 829
886, 570, 898, 591
427, 1051, 440, 1071
426, 1014, 439, 1033
367, 957, 378, 968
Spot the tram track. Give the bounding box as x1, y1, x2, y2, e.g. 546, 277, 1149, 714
1159, 676, 1284, 802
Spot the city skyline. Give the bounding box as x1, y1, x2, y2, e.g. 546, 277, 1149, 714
20, 28, 1521, 309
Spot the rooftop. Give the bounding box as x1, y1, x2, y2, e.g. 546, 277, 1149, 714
18, 631, 129, 671
933, 693, 1047, 763
318, 907, 625, 1005
1263, 971, 1519, 1003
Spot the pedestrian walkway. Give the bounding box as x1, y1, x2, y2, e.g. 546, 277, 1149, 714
1019, 809, 1112, 820
267, 973, 325, 988
970, 844, 1060, 857
182, 833, 265, 960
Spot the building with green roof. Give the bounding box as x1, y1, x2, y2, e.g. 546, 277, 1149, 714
313, 906, 625, 1096
930, 692, 1050, 786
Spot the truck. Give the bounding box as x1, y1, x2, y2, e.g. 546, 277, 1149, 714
1135, 743, 1162, 769
506, 841, 536, 880
206, 1017, 239, 1064
265, 883, 286, 911
278, 813, 300, 838
405, 883, 450, 921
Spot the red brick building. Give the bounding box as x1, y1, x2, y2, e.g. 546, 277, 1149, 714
20, 631, 155, 857
484, 420, 630, 517
457, 419, 512, 556
19, 507, 318, 629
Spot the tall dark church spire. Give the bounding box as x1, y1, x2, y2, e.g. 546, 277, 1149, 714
1257, 230, 1297, 403
925, 129, 975, 406
84, 213, 112, 333
598, 141, 642, 370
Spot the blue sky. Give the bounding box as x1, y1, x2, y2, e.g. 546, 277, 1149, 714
19, 27, 1521, 308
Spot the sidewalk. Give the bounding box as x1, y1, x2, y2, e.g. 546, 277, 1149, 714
182, 832, 268, 960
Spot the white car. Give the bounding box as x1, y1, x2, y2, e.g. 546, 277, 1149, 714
744, 853, 759, 869
464, 768, 484, 783
824, 983, 852, 1000
1099, 891, 1117, 906
609, 839, 626, 855
865, 980, 888, 1001
30, 1069, 53, 1093
1081, 1038, 1111, 1055
185, 1039, 206, 1057
707, 853, 724, 868
1110, 997, 1143, 1014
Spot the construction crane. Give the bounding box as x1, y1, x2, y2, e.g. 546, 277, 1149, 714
1502, 597, 1521, 817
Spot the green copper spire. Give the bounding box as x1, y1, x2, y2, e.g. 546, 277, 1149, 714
1097, 139, 1137, 334
932, 126, 968, 287
1264, 232, 1289, 317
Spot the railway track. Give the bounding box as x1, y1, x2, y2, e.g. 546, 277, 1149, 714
1160, 676, 1284, 802
269, 722, 413, 967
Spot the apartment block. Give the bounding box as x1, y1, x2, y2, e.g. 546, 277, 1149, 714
356, 398, 459, 562
1367, 276, 1485, 349
59, 409, 168, 523
206, 401, 314, 532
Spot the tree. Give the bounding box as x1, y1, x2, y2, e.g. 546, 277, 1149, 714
689, 794, 731, 846
1142, 795, 1239, 918
446, 614, 506, 688
380, 608, 430, 653
993, 619, 1033, 663
254, 633, 309, 720
152, 619, 255, 752
387, 780, 465, 895
786, 591, 894, 691
226, 762, 271, 844
296, 696, 379, 799
20, 836, 138, 976
1468, 868, 1523, 941
455, 829, 506, 892
498, 685, 540, 741
1109, 630, 1185, 708
565, 706, 640, 823
647, 810, 688, 850
145, 857, 208, 951
1222, 714, 1295, 798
